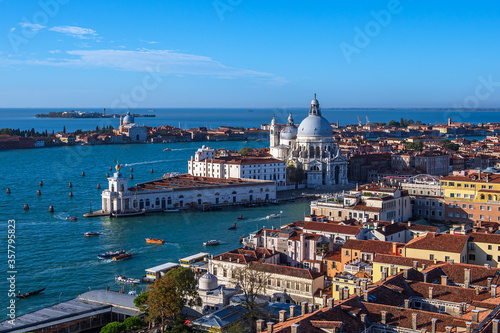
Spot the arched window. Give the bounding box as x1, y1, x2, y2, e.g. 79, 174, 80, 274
156, 198, 160, 206
309, 146, 314, 158
232, 191, 237, 194
139, 199, 144, 209
249, 190, 254, 193
316, 146, 320, 157
146, 199, 150, 207
197, 194, 202, 197
179, 195, 184, 199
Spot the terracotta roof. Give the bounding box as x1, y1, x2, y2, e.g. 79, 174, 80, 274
250, 262, 324, 280
212, 247, 275, 265
343, 239, 400, 255
428, 262, 500, 288
373, 254, 436, 269
407, 224, 439, 232
298, 221, 363, 235
405, 233, 468, 253
469, 232, 500, 245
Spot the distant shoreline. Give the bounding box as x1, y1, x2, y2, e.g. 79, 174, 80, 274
34, 111, 156, 119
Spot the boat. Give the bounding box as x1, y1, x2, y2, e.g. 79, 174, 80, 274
237, 215, 243, 220
203, 240, 220, 246
65, 216, 78, 221
146, 238, 165, 244
228, 223, 237, 230
164, 208, 180, 213
110, 209, 146, 218
115, 275, 140, 284
84, 232, 101, 237
98, 249, 126, 259
266, 213, 281, 219
16, 287, 46, 299
113, 253, 133, 261
163, 148, 172, 151
239, 236, 245, 243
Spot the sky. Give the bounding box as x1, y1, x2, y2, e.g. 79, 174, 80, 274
1, 0, 500, 108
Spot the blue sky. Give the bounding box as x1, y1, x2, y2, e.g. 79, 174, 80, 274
1, 0, 500, 108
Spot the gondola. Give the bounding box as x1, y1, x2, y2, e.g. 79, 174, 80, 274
16, 287, 46, 299
228, 223, 237, 230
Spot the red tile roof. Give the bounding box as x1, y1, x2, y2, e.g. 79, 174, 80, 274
405, 233, 468, 253
343, 239, 400, 255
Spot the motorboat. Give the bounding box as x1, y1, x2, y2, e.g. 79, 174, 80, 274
115, 275, 140, 284
146, 238, 165, 244
66, 216, 78, 221
228, 223, 237, 230
113, 253, 133, 261
164, 208, 180, 213
203, 240, 220, 246
110, 209, 146, 218
98, 250, 126, 259
237, 215, 243, 220
163, 148, 172, 151
84, 232, 101, 237
266, 213, 281, 219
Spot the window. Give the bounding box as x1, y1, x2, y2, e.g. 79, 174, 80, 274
481, 206, 485, 210
487, 255, 493, 261
470, 243, 475, 250
470, 195, 475, 199
488, 245, 492, 250
469, 205, 474, 209
445, 256, 450, 261
448, 212, 453, 217
462, 213, 467, 218
480, 215, 485, 220
449, 182, 455, 187
469, 254, 476, 261
469, 214, 474, 218
488, 206, 492, 211
490, 185, 494, 190
430, 254, 434, 260
462, 204, 467, 208
295, 283, 300, 291
465, 184, 469, 188
455, 213, 460, 217
471, 184, 475, 188
457, 183, 462, 188
465, 194, 469, 198
482, 185, 486, 189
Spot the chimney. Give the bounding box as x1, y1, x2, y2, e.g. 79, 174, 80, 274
360, 313, 367, 324
355, 286, 362, 297
485, 264, 491, 270
343, 287, 350, 300
404, 299, 410, 308
289, 305, 295, 318
408, 220, 412, 227
308, 304, 314, 314
322, 294, 328, 307
328, 298, 335, 309
291, 324, 299, 333
492, 319, 499, 333
403, 269, 409, 279
441, 275, 448, 286
466, 322, 472, 333
464, 268, 471, 288
412, 313, 418, 330
267, 322, 274, 333
431, 318, 438, 333
488, 277, 493, 290
492, 285, 498, 298
472, 309, 479, 323
362, 280, 368, 291
428, 287, 434, 299
449, 259, 454, 265
424, 273, 428, 283
413, 261, 418, 270
301, 301, 308, 315
279, 310, 286, 323
445, 327, 452, 333
476, 287, 480, 296
363, 290, 370, 302
381, 310, 387, 324
390, 265, 397, 276
256, 319, 266, 333
381, 269, 387, 282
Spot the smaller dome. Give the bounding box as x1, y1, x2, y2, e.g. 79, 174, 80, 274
271, 115, 277, 125
123, 111, 134, 125
281, 125, 298, 140
199, 272, 218, 291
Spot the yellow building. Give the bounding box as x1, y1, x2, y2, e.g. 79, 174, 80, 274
468, 232, 500, 267
372, 254, 437, 283
403, 232, 468, 263
440, 172, 500, 223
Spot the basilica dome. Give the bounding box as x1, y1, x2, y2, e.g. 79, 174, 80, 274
123, 111, 134, 125
297, 95, 332, 138
198, 272, 218, 291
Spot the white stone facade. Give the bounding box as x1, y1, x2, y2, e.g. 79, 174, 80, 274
269, 96, 348, 188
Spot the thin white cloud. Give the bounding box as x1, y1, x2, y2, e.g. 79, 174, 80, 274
6, 49, 287, 86
18, 22, 46, 33
139, 39, 159, 44
49, 25, 97, 39
10, 27, 16, 32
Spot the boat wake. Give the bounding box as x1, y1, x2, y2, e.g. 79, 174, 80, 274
169, 148, 196, 151
123, 159, 182, 167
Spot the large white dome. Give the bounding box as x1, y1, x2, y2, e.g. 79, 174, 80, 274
298, 115, 332, 137
123, 111, 134, 125
281, 125, 297, 140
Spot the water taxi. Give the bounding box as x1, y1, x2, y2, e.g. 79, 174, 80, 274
164, 208, 180, 213
115, 275, 140, 284
146, 238, 165, 244
66, 216, 78, 221
203, 240, 220, 246
98, 250, 126, 259
84, 232, 101, 237
163, 148, 172, 151
113, 253, 133, 261
266, 213, 281, 219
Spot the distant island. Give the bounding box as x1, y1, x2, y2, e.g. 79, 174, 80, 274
34, 110, 156, 119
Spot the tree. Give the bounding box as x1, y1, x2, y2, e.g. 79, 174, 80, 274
239, 147, 253, 156
100, 322, 125, 333
287, 165, 305, 188
63, 126, 66, 134
406, 141, 423, 151
232, 263, 272, 331
123, 316, 144, 330
146, 275, 184, 332
166, 267, 200, 308
134, 290, 150, 312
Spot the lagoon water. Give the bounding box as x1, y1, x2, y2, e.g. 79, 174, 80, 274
0, 140, 313, 317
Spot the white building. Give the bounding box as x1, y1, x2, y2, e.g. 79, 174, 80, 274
101, 165, 276, 214
269, 95, 348, 188
187, 146, 287, 190
117, 111, 148, 142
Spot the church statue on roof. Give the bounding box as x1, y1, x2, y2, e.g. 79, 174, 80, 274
269, 94, 348, 188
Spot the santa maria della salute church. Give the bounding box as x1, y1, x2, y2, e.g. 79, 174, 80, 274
269, 95, 348, 188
